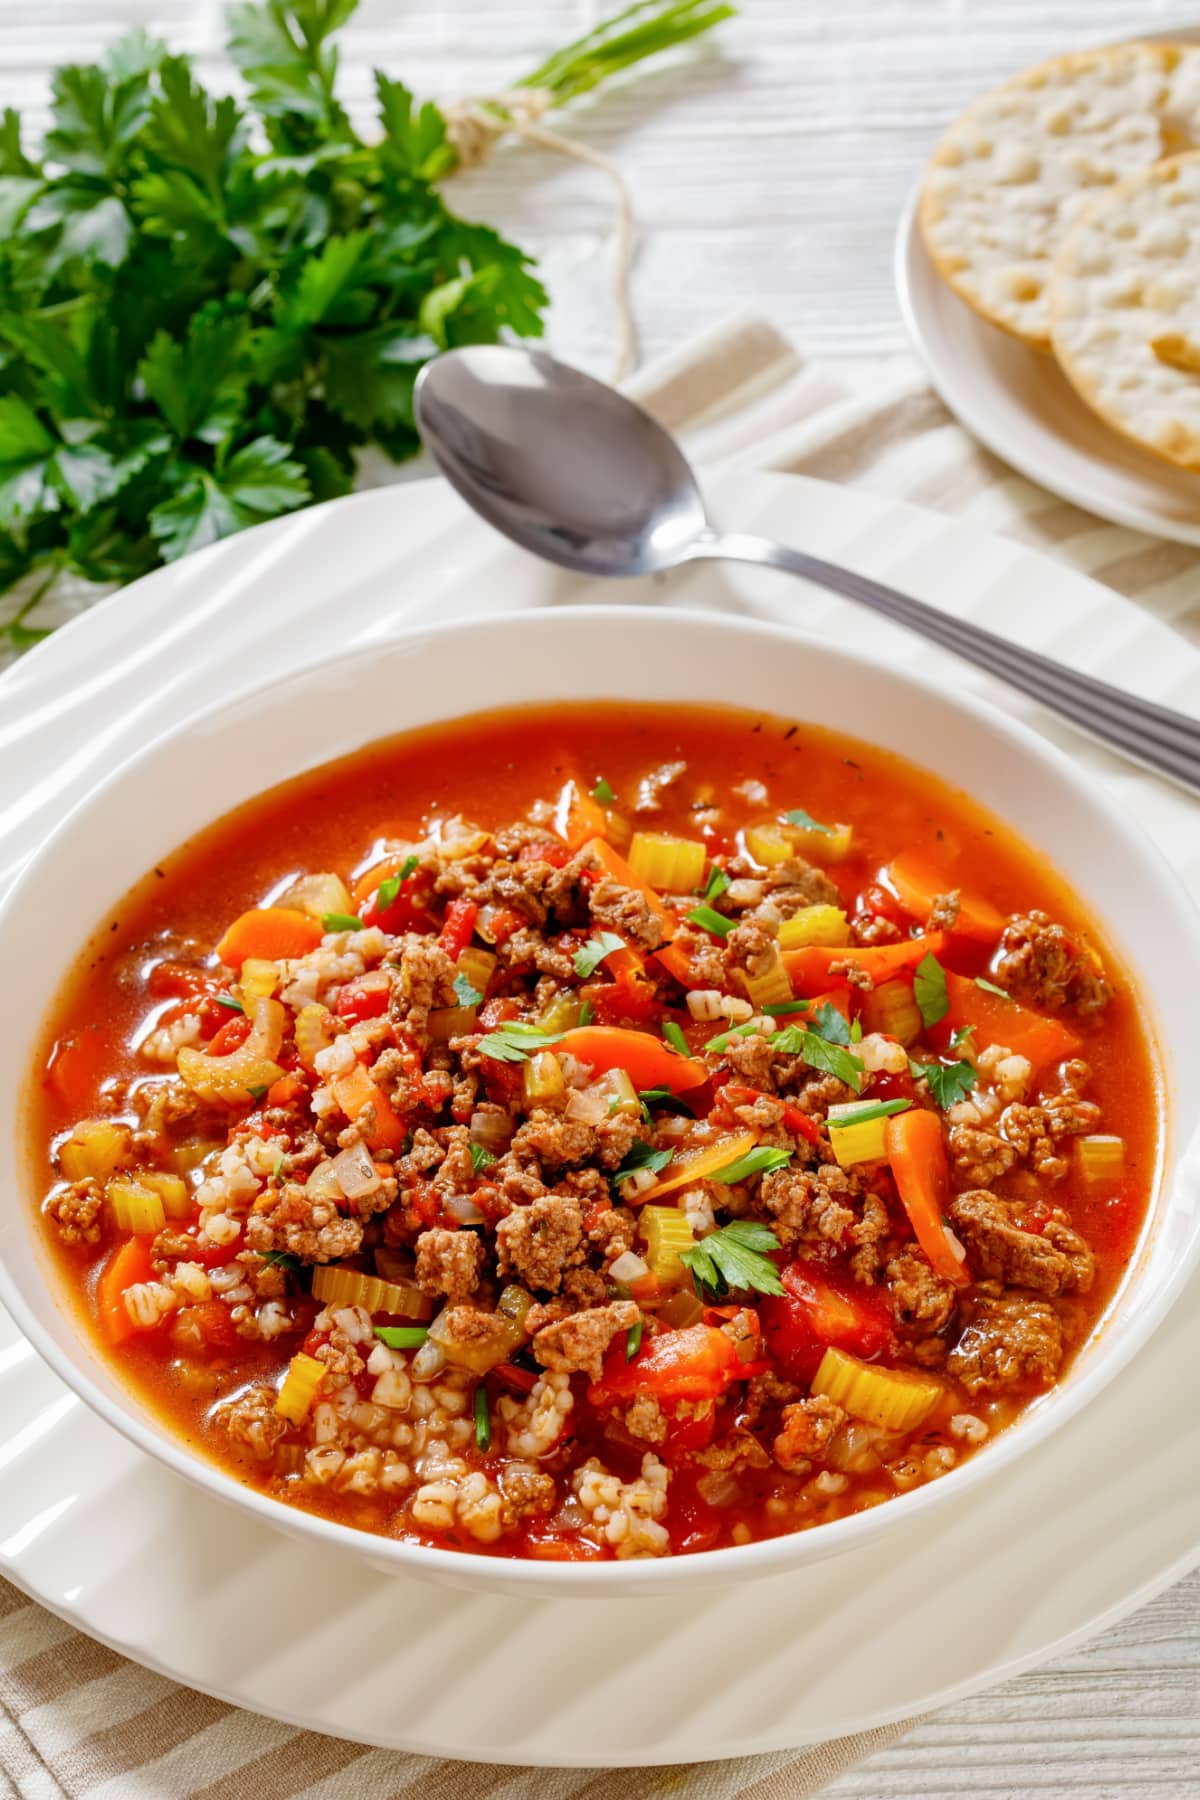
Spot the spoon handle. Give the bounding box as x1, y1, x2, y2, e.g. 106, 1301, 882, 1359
701, 531, 1200, 798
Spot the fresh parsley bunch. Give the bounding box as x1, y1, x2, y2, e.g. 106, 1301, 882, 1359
0, 0, 732, 650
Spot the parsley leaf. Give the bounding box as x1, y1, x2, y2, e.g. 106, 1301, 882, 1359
680, 1219, 785, 1298
909, 1057, 977, 1110
256, 1248, 302, 1272
612, 1140, 673, 1189
700, 864, 729, 902
975, 975, 1011, 999
469, 1141, 495, 1174
639, 1085, 693, 1117
0, 3, 734, 657
950, 1024, 976, 1052
785, 807, 833, 835
453, 972, 483, 1007
913, 950, 949, 1029
687, 904, 734, 939
807, 1001, 851, 1047
706, 1144, 793, 1185
477, 1024, 565, 1064
591, 776, 615, 803
769, 1025, 865, 1093
573, 931, 625, 978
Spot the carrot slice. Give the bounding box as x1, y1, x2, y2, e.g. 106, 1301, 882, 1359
782, 931, 948, 997
97, 1236, 157, 1345
553, 1025, 708, 1094
331, 1064, 407, 1152
884, 1110, 970, 1287
885, 852, 1005, 945
643, 1130, 758, 1201
940, 970, 1081, 1074
216, 907, 323, 970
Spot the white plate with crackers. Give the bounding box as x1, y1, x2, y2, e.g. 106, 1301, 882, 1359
896, 35, 1200, 545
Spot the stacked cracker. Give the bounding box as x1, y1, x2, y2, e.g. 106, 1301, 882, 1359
920, 42, 1200, 471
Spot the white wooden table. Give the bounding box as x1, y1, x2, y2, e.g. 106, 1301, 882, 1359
5, 4, 1199, 1793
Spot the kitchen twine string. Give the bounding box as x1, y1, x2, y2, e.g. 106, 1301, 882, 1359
441, 87, 638, 379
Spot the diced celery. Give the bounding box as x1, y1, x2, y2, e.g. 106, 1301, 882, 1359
1076, 1134, 1125, 1184
275, 1351, 325, 1423
594, 1067, 640, 1117
106, 1177, 166, 1235
812, 1345, 942, 1431
238, 958, 279, 1004
628, 832, 707, 893
827, 1101, 891, 1167
311, 1265, 432, 1319
294, 1002, 336, 1072
860, 978, 922, 1047
523, 1050, 566, 1108
737, 942, 794, 1008
278, 871, 354, 920
496, 1285, 534, 1329
139, 1171, 191, 1219
777, 905, 851, 950
427, 1004, 478, 1041
428, 1307, 524, 1374
457, 945, 497, 998
537, 992, 583, 1033
640, 1204, 696, 1282
656, 1287, 705, 1328
59, 1119, 131, 1182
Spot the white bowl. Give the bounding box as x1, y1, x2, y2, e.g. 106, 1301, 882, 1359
3, 606, 1198, 1599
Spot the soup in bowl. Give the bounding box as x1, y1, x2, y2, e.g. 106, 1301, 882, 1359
3, 609, 1197, 1593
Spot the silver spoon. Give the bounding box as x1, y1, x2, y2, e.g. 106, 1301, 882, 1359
414, 345, 1200, 797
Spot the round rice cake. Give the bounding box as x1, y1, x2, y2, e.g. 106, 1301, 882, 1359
919, 42, 1200, 349
1051, 151, 1200, 470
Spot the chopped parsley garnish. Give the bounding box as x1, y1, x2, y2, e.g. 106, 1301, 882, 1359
577, 998, 595, 1027
662, 1019, 691, 1057
785, 807, 833, 835
469, 1142, 496, 1174
214, 993, 244, 1013
612, 1140, 673, 1189
975, 975, 1011, 999
573, 931, 625, 978
914, 950, 949, 1029
950, 1023, 976, 1052
592, 777, 615, 804
700, 864, 730, 902
322, 911, 364, 934
625, 1315, 644, 1361
769, 1025, 865, 1093
474, 1384, 491, 1452
807, 1001, 851, 1047
680, 1219, 786, 1298
246, 1083, 268, 1101
476, 1025, 565, 1064
707, 1144, 793, 1185
687, 904, 734, 939
828, 1097, 911, 1130
376, 856, 419, 910
374, 1325, 429, 1349
453, 973, 483, 1007
272, 1152, 285, 1182
909, 1057, 977, 1110
256, 1249, 303, 1272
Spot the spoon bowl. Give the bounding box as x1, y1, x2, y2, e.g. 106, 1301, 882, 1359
414, 344, 1200, 796
414, 345, 707, 577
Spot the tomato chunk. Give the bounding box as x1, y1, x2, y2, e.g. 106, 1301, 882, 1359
590, 1323, 752, 1404
759, 1258, 893, 1385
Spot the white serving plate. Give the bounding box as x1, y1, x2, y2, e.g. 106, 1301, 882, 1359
895, 184, 1200, 545
0, 471, 1198, 1761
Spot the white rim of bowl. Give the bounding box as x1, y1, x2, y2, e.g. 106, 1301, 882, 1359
2, 603, 1198, 1593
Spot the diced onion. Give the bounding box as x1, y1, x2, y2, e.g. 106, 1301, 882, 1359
469, 1109, 514, 1151
565, 1084, 610, 1126
444, 1194, 485, 1224
330, 1141, 381, 1200
306, 1159, 343, 1200
609, 1250, 651, 1284
278, 871, 354, 920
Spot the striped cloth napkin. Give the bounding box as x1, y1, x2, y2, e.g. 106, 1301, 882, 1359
3, 313, 1196, 1800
